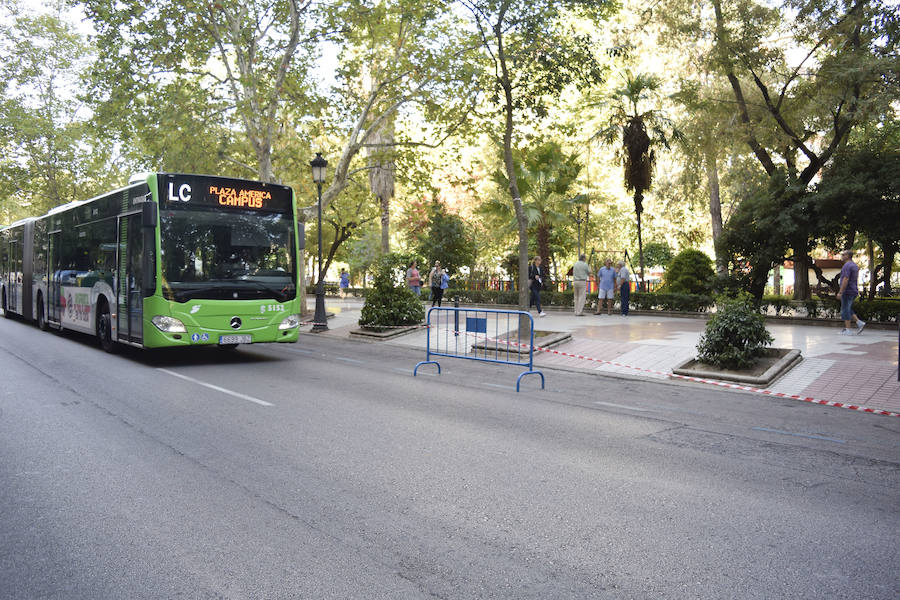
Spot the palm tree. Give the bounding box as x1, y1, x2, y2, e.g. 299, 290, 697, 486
484, 140, 582, 278
367, 118, 395, 253
593, 71, 677, 289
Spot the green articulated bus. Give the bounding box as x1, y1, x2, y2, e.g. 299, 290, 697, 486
0, 173, 301, 351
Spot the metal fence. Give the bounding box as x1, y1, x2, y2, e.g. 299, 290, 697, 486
414, 307, 544, 392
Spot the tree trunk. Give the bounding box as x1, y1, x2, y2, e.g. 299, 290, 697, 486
773, 264, 781, 296
634, 192, 646, 290
254, 140, 277, 183
705, 147, 726, 276
380, 194, 390, 253
882, 243, 896, 296
368, 119, 395, 254
536, 225, 551, 274
792, 251, 811, 300
867, 238, 876, 299
494, 16, 529, 312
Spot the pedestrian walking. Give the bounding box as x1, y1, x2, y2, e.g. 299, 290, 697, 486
528, 256, 547, 317
616, 260, 631, 316
837, 250, 865, 335
595, 258, 616, 315
572, 254, 590, 316
339, 268, 350, 299
429, 260, 445, 307
406, 260, 421, 296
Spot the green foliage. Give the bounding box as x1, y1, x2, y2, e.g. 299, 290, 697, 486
359, 252, 425, 330
760, 295, 793, 316
663, 249, 715, 295
696, 294, 774, 370
346, 226, 382, 279
716, 174, 808, 299
416, 201, 475, 276
642, 240, 674, 268
630, 292, 714, 313
487, 140, 583, 265
812, 134, 900, 294
855, 298, 900, 323
0, 7, 109, 220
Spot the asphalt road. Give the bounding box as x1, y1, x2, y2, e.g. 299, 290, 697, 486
1, 315, 898, 599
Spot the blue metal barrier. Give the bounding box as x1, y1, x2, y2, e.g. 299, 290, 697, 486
414, 307, 544, 392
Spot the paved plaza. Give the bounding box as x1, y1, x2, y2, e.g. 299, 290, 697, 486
307, 297, 900, 416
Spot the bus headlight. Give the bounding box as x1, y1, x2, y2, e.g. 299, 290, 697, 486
151, 315, 187, 333
279, 314, 301, 330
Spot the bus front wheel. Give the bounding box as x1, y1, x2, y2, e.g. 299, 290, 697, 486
97, 302, 116, 353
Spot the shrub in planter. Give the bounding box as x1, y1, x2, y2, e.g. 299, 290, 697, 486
359, 253, 425, 331
663, 249, 715, 295
696, 293, 774, 369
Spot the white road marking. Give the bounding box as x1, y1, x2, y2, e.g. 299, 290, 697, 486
334, 356, 365, 364
283, 347, 314, 354
593, 401, 654, 412
484, 382, 516, 391
157, 369, 274, 407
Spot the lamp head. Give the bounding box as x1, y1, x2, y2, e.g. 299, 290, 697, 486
310, 152, 328, 184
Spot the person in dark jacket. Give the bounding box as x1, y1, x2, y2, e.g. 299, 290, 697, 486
528, 256, 547, 317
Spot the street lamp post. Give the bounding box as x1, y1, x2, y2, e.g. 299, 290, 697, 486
571, 203, 589, 258
310, 152, 329, 332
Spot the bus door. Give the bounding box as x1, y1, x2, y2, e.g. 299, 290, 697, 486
7, 236, 19, 313
48, 230, 62, 323
116, 214, 143, 343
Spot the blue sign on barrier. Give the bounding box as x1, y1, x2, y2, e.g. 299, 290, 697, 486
414, 307, 544, 392
466, 316, 487, 333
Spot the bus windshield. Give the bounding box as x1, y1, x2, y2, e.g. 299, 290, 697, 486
160, 207, 296, 303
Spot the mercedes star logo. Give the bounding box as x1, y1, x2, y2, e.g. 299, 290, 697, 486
230, 317, 242, 330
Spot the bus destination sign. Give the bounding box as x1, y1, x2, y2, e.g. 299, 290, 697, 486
161, 174, 292, 212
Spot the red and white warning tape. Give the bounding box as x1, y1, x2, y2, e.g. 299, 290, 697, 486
300, 320, 900, 418
511, 336, 900, 418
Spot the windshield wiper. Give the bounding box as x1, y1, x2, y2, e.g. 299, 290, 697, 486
221, 278, 291, 301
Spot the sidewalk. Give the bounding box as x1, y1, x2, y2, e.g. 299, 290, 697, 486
304, 297, 900, 416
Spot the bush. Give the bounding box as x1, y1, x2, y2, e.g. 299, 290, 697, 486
696, 293, 774, 369
760, 295, 793, 315
663, 249, 715, 295
359, 253, 425, 331
851, 297, 900, 322
306, 284, 367, 298
630, 292, 714, 312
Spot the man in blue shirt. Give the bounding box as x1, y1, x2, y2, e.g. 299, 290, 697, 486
595, 258, 616, 315
837, 250, 865, 335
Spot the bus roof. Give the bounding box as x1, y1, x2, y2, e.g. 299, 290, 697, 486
0, 216, 38, 230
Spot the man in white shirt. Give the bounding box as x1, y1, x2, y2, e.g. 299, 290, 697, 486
616, 260, 631, 316
572, 254, 590, 316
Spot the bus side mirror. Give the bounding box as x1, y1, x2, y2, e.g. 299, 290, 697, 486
142, 202, 158, 228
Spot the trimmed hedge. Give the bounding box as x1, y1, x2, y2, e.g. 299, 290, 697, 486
434, 289, 899, 322
851, 297, 900, 323
630, 292, 714, 313
305, 284, 368, 298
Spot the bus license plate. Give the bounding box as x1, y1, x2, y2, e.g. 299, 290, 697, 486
219, 335, 252, 345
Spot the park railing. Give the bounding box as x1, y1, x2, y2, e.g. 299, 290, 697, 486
414, 307, 544, 392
